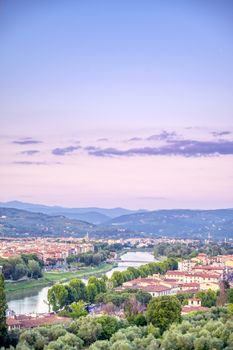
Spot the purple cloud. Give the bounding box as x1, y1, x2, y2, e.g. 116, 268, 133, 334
13, 138, 42, 145
127, 137, 143, 142
84, 146, 97, 151
97, 138, 109, 142
86, 139, 233, 157
211, 131, 231, 137
13, 161, 61, 165
52, 146, 80, 156
21, 150, 40, 155
146, 130, 177, 141
14, 161, 46, 165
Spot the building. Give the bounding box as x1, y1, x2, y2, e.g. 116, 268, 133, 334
6, 313, 70, 331
181, 298, 209, 315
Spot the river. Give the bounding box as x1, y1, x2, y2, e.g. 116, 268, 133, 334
7, 251, 155, 315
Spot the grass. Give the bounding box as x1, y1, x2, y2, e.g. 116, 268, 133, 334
5, 263, 114, 296
44, 263, 115, 282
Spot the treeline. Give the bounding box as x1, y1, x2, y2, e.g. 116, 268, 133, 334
47, 258, 177, 312
48, 276, 107, 312
96, 289, 152, 308
66, 252, 108, 266
66, 242, 130, 266
0, 254, 43, 281
154, 242, 233, 259
3, 304, 233, 349
110, 258, 178, 287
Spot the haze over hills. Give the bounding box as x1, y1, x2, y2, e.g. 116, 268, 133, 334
0, 201, 140, 225
0, 202, 232, 240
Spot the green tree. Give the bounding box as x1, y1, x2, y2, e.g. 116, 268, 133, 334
146, 296, 181, 332
76, 316, 102, 346
96, 315, 121, 340
69, 301, 88, 319
19, 328, 46, 350
0, 273, 7, 347
196, 289, 217, 308
69, 278, 87, 302
86, 284, 98, 303
89, 340, 111, 350
48, 285, 68, 312
227, 289, 233, 304
45, 333, 83, 350
28, 260, 42, 279
111, 271, 124, 287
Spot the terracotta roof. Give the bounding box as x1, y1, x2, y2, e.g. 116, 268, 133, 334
182, 305, 209, 314
144, 285, 171, 293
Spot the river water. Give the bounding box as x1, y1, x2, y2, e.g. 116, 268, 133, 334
7, 251, 155, 315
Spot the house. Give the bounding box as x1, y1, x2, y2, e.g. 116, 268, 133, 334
181, 298, 209, 315
7, 313, 70, 331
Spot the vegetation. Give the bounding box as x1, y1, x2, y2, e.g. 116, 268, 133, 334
0, 254, 43, 281
48, 276, 107, 312
47, 258, 177, 312
154, 241, 233, 259
227, 289, 233, 304
66, 251, 109, 266
196, 289, 218, 308
96, 289, 152, 308
3, 307, 233, 349
0, 273, 7, 347
146, 296, 182, 332
5, 263, 114, 297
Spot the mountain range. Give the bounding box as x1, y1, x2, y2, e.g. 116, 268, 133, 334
0, 201, 233, 240
0, 200, 139, 224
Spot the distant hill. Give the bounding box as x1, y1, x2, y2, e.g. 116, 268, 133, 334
0, 207, 94, 237
107, 209, 233, 240
0, 204, 232, 240
0, 201, 139, 224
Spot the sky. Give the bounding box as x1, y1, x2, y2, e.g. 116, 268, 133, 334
0, 0, 233, 209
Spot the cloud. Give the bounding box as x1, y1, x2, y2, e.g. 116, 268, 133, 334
97, 138, 109, 142
12, 138, 42, 145
86, 139, 233, 157
52, 146, 80, 156
84, 146, 97, 151
127, 137, 143, 142
211, 131, 231, 137
146, 130, 177, 141
20, 150, 40, 155
13, 161, 61, 165
14, 161, 46, 165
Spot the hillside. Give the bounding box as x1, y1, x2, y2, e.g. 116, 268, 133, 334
107, 209, 233, 239
0, 207, 94, 237
0, 201, 138, 224
0, 206, 232, 240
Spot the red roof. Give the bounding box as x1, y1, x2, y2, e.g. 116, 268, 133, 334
182, 305, 209, 314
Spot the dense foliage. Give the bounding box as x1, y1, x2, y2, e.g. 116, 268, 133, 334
146, 296, 182, 332
47, 258, 177, 312
154, 242, 233, 259
66, 252, 109, 266
48, 276, 106, 312
0, 254, 43, 281
0, 273, 7, 347
3, 307, 233, 349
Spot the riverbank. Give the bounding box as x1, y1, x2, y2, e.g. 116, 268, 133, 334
6, 263, 114, 297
